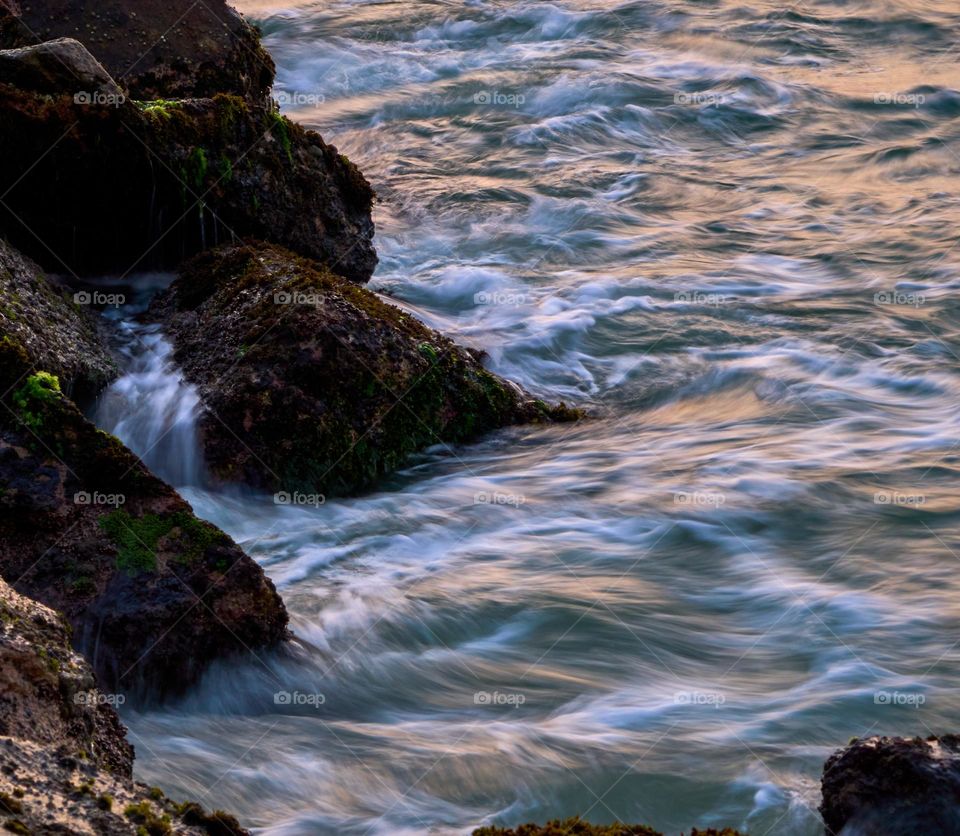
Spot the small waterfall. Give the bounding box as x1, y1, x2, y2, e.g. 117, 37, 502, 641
95, 319, 205, 488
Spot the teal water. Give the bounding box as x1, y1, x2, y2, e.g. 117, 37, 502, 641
98, 1, 960, 833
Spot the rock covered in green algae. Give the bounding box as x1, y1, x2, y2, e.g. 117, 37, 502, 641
0, 336, 289, 698
0, 38, 376, 282
472, 820, 744, 835
0, 238, 117, 403
0, 575, 253, 835
0, 0, 274, 102
152, 242, 584, 498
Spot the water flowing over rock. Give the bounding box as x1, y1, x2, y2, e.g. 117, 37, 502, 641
0, 331, 289, 698
0, 0, 274, 101
820, 735, 960, 835
152, 242, 583, 497
0, 38, 377, 282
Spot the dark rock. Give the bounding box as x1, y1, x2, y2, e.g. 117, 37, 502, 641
472, 821, 744, 835
0, 36, 122, 98
0, 576, 252, 834
152, 242, 584, 497
0, 238, 117, 404
0, 0, 274, 101
820, 735, 960, 835
0, 336, 289, 699
0, 39, 376, 282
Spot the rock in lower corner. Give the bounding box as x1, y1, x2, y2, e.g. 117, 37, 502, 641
820, 734, 960, 835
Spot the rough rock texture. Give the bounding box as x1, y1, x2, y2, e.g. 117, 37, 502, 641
0, 38, 376, 282
0, 336, 289, 698
0, 238, 117, 404
0, 0, 274, 101
473, 822, 743, 836
153, 242, 583, 497
820, 735, 960, 835
0, 576, 252, 835
0, 36, 123, 97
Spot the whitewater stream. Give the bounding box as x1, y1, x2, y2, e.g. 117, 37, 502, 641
93, 0, 960, 833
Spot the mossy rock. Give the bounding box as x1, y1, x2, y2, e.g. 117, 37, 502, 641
153, 242, 584, 497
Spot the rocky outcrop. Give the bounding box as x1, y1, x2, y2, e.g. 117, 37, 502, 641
473, 821, 743, 835
0, 0, 274, 101
0, 575, 252, 835
0, 238, 117, 404
0, 335, 289, 698
0, 38, 376, 282
820, 735, 960, 835
152, 242, 582, 497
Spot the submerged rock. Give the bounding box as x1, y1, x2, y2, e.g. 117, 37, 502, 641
820, 735, 960, 835
152, 242, 583, 497
0, 335, 289, 698
0, 238, 117, 403
0, 0, 274, 101
0, 38, 376, 282
0, 575, 252, 835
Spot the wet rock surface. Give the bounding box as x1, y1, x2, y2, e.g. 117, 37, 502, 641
820, 734, 960, 835
472, 821, 744, 836
0, 575, 252, 835
153, 242, 583, 497
0, 336, 289, 698
0, 0, 274, 101
0, 238, 117, 403
0, 38, 376, 281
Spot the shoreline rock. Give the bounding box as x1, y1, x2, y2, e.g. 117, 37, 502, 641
0, 38, 376, 282
0, 332, 289, 699
821, 735, 960, 835
152, 241, 583, 497
0, 575, 252, 835
0, 0, 274, 102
